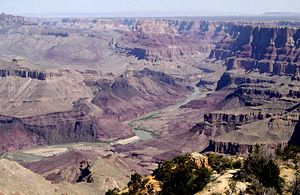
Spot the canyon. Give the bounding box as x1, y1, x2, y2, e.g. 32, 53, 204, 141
0, 13, 299, 194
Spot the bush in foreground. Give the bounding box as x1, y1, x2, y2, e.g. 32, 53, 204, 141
152, 154, 212, 195
276, 145, 300, 162
206, 153, 241, 173
292, 173, 300, 195
237, 146, 283, 193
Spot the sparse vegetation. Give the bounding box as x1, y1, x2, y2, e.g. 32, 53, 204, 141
105, 173, 151, 195
105, 188, 121, 195
228, 180, 237, 194
292, 173, 300, 195
236, 146, 283, 193
106, 154, 212, 195
152, 154, 212, 195
246, 178, 278, 195
106, 146, 300, 195
207, 153, 241, 173
127, 173, 149, 194
137, 113, 160, 121
276, 145, 300, 162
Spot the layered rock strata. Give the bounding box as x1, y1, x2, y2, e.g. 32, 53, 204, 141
210, 25, 300, 76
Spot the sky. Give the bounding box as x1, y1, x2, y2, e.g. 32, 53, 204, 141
1, 0, 300, 17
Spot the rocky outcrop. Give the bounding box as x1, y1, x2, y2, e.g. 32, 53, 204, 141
205, 113, 299, 154
0, 68, 47, 80
23, 151, 96, 184
21, 111, 96, 144
109, 40, 147, 60
288, 90, 300, 98
41, 31, 69, 37
205, 140, 287, 154
288, 116, 300, 146
203, 112, 269, 124
234, 87, 283, 100
0, 112, 95, 152
88, 68, 191, 121
216, 73, 233, 90
111, 20, 217, 62
0, 109, 133, 152
210, 24, 300, 76
215, 69, 297, 110
76, 160, 94, 183
0, 115, 44, 152
190, 152, 210, 169
191, 111, 269, 138
0, 13, 25, 26
216, 72, 275, 91
192, 66, 300, 155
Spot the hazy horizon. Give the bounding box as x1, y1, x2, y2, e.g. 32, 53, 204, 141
1, 0, 300, 17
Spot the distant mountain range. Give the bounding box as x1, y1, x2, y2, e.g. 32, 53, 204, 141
18, 11, 300, 19
263, 12, 300, 16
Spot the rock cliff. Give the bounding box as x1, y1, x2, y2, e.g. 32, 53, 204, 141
88, 68, 191, 121
110, 19, 217, 62
193, 65, 300, 155
205, 140, 287, 154
210, 24, 300, 76
0, 13, 25, 26
0, 108, 133, 152
205, 113, 299, 154
0, 68, 47, 80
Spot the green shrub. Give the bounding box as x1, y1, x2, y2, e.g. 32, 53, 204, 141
228, 180, 237, 194
105, 188, 120, 195
233, 160, 242, 169
127, 173, 149, 195
246, 178, 277, 195
152, 154, 212, 195
238, 146, 283, 193
292, 174, 300, 195
282, 145, 300, 160
207, 153, 241, 173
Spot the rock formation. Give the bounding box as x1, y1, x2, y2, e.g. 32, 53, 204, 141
76, 160, 94, 183
210, 24, 300, 76
0, 13, 25, 26
0, 68, 47, 80
88, 68, 191, 121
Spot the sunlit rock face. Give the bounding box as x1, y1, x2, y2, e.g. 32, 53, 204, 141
210, 24, 300, 76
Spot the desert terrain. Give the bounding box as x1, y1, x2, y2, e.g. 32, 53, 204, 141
0, 12, 299, 194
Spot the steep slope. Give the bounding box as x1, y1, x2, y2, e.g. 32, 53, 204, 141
111, 20, 214, 62
196, 70, 300, 154
201, 30, 300, 154
89, 68, 192, 120
0, 159, 60, 195
210, 24, 300, 77
0, 59, 192, 152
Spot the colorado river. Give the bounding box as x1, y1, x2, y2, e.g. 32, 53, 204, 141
1, 85, 210, 162
122, 84, 211, 144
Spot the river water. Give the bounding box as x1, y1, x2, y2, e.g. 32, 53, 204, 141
127, 84, 210, 143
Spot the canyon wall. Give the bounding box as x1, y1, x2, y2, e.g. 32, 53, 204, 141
0, 13, 25, 26
110, 20, 221, 62
88, 68, 191, 121
0, 68, 47, 80
210, 24, 300, 76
